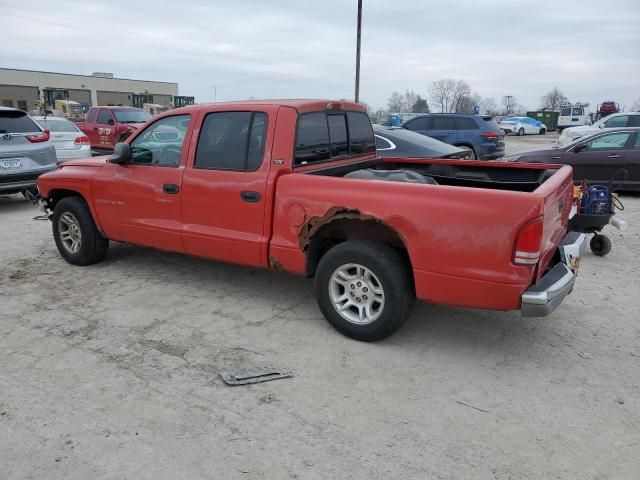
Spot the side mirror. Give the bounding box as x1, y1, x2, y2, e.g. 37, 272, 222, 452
108, 119, 115, 125
107, 142, 132, 164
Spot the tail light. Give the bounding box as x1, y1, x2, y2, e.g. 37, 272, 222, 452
513, 218, 543, 265
74, 135, 90, 145
481, 131, 500, 140
26, 129, 50, 143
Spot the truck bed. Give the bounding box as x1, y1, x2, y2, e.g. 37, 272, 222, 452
308, 157, 558, 193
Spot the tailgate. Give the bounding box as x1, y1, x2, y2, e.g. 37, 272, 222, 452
534, 165, 574, 280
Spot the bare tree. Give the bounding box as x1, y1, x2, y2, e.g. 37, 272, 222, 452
387, 91, 403, 112
480, 97, 499, 116
451, 81, 472, 113
540, 87, 569, 111
501, 95, 518, 115
403, 90, 418, 113
429, 79, 456, 113
632, 98, 640, 112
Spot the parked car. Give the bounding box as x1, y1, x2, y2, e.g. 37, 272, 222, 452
38, 99, 583, 341
558, 112, 640, 146
33, 116, 90, 162
373, 125, 473, 159
557, 105, 592, 133
401, 114, 505, 160
506, 127, 640, 190
0, 107, 57, 197
75, 106, 151, 153
498, 116, 547, 136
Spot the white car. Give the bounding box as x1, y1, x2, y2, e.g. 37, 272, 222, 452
557, 105, 591, 132
558, 112, 640, 146
498, 116, 547, 135
32, 116, 90, 162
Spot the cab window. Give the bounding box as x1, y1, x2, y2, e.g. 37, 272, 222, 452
97, 109, 113, 125
194, 111, 267, 171
130, 114, 191, 167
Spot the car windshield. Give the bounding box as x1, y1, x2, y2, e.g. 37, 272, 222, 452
0, 111, 41, 133
113, 109, 151, 123
35, 118, 79, 132
561, 108, 571, 116
502, 117, 520, 122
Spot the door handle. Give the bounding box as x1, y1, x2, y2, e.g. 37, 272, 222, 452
607, 154, 621, 158
163, 183, 180, 194
551, 156, 563, 160
240, 191, 260, 203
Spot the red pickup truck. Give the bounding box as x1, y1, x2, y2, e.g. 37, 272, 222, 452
75, 106, 151, 153
38, 100, 586, 341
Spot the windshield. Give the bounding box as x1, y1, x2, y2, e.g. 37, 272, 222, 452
35, 118, 79, 132
501, 117, 520, 122
113, 109, 151, 123
560, 108, 571, 116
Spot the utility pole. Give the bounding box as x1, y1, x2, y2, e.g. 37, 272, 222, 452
354, 0, 362, 103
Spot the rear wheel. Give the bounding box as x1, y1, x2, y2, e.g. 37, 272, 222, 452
464, 147, 477, 160
557, 127, 563, 134
52, 196, 109, 265
590, 234, 611, 256
517, 127, 525, 136
315, 240, 415, 342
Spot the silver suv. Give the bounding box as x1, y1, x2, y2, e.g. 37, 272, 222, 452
1, 107, 57, 196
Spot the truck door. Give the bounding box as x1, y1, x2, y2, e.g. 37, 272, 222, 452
95, 108, 117, 149
84, 108, 99, 146
568, 131, 631, 184
181, 108, 273, 267
92, 114, 193, 252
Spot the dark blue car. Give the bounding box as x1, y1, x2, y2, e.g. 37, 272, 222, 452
401, 114, 505, 160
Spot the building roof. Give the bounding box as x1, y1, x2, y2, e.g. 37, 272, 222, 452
0, 67, 177, 85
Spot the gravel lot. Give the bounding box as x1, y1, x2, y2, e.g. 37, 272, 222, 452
2, 134, 639, 479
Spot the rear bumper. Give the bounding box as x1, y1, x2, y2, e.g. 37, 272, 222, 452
56, 145, 92, 162
0, 167, 57, 192
521, 232, 586, 316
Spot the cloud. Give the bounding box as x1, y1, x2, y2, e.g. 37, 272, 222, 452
2, 0, 639, 110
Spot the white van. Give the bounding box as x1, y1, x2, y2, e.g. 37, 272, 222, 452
557, 106, 591, 132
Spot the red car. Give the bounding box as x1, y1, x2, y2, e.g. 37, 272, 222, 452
75, 106, 151, 153
38, 100, 585, 341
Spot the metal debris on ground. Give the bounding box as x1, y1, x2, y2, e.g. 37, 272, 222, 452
221, 366, 292, 386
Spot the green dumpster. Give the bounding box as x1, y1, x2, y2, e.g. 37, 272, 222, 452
527, 111, 559, 131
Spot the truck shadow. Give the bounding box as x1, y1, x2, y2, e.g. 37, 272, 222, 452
103, 242, 559, 358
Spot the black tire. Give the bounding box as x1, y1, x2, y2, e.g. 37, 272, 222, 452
314, 240, 415, 342
590, 234, 611, 256
556, 127, 563, 134
464, 147, 477, 160
539, 128, 546, 135
517, 127, 525, 136
22, 187, 38, 201
52, 196, 109, 266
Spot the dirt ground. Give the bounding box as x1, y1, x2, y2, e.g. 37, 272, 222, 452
1, 134, 639, 479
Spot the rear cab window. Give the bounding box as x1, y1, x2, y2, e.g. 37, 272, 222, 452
294, 110, 375, 166
0, 110, 41, 133
561, 107, 571, 116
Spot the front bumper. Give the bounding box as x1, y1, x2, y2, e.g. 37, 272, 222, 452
521, 231, 586, 316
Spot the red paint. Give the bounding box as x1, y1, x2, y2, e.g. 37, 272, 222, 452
75, 106, 147, 151
39, 99, 573, 313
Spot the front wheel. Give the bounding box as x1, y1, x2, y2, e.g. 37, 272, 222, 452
517, 127, 525, 136
590, 234, 611, 256
52, 196, 109, 265
315, 240, 415, 342
539, 128, 546, 135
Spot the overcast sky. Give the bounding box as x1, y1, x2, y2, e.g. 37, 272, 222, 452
3, 0, 639, 111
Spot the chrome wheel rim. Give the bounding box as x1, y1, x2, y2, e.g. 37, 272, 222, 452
329, 263, 385, 325
58, 212, 82, 254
